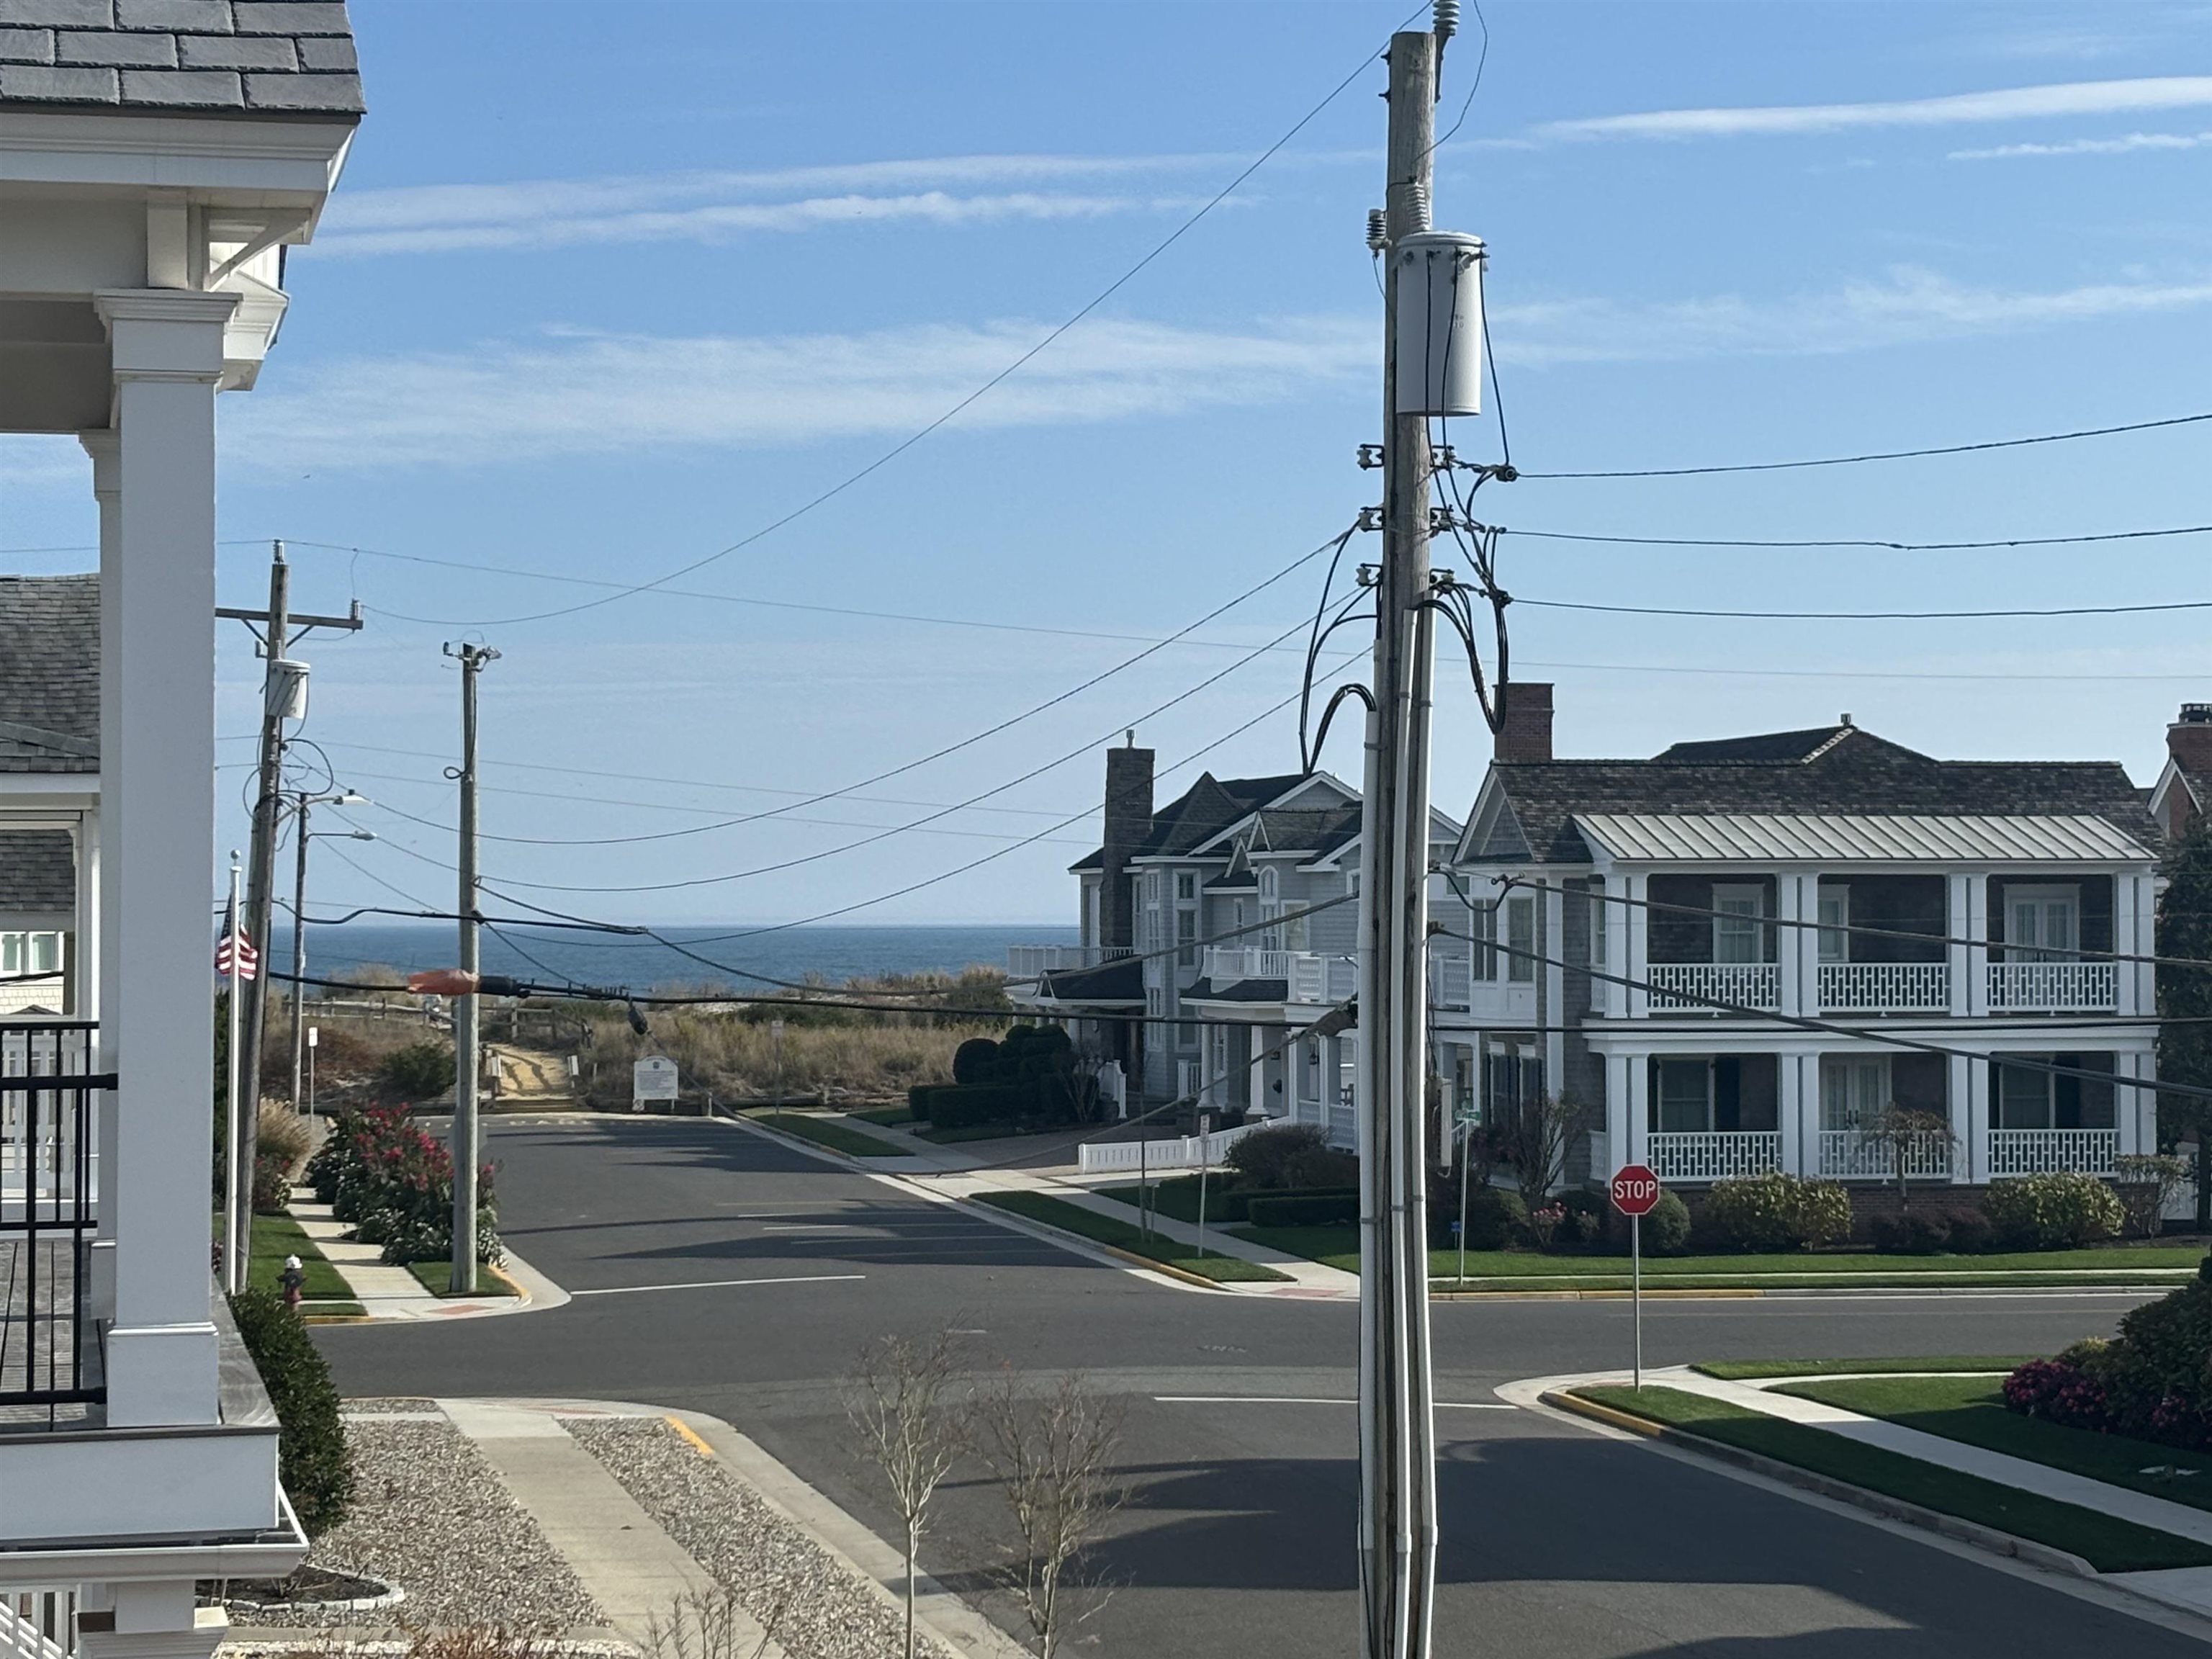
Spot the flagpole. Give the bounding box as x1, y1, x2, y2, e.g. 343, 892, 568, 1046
223, 853, 244, 1295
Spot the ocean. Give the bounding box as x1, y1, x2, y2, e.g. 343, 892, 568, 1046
274, 922, 1078, 996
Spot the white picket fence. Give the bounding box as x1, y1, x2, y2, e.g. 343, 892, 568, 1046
1077, 1120, 1259, 1175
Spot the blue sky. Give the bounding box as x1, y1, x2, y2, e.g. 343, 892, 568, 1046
5, 1, 2211, 928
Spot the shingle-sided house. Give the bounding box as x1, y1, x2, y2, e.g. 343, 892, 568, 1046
2150, 703, 2212, 843
1, 8, 361, 1655
1449, 703, 2164, 1197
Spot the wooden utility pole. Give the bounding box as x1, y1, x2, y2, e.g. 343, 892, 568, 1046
446, 640, 498, 1292
1356, 25, 1442, 1659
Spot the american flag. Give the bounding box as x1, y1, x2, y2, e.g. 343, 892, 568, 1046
215, 932, 259, 981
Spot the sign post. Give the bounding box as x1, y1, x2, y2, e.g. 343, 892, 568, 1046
1195, 1112, 1213, 1258
1609, 1163, 1662, 1389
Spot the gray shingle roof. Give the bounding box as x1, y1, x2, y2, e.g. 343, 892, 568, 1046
0, 575, 99, 774
0, 830, 75, 914
0, 0, 361, 113
1472, 725, 2158, 865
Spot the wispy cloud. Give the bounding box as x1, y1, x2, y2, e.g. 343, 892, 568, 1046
1494, 266, 2212, 362
223, 315, 1372, 472
1537, 75, 2212, 142
1950, 129, 2212, 160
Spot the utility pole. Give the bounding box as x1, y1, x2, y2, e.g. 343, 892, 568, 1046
446, 641, 499, 1293
1356, 19, 1452, 1659
222, 543, 362, 1265
289, 790, 370, 1110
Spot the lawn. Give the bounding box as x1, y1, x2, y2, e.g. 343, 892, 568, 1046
405, 1260, 521, 1298
1100, 1176, 1242, 1226
1238, 1225, 2202, 1285
246, 1212, 352, 1302
976, 1190, 1290, 1284
1777, 1374, 2212, 1516
850, 1106, 917, 1128
1574, 1385, 2212, 1574
747, 1110, 907, 1157
1696, 1357, 2036, 1381
914, 1120, 1078, 1146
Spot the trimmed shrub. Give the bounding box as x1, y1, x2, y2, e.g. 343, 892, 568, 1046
374, 1040, 456, 1103
1460, 1184, 1527, 1251
1982, 1172, 2124, 1251
1701, 1172, 1852, 1253
2004, 1357, 2113, 1432
1226, 1123, 1339, 1190
919, 1084, 1027, 1130
1946, 1211, 1994, 1254
1643, 1190, 1693, 1255
1555, 1187, 1606, 1245
1246, 1191, 1360, 1228
1869, 1213, 1953, 1255
951, 1037, 999, 1086
229, 1287, 351, 1536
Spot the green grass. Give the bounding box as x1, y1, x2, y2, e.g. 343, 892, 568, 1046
1696, 1357, 2036, 1381
246, 1212, 352, 1301
1778, 1375, 2212, 1516
1238, 1225, 2202, 1285
1101, 1176, 1242, 1226
850, 1106, 917, 1127
303, 1302, 367, 1320
1575, 1385, 2212, 1573
405, 1260, 521, 1298
748, 1110, 907, 1157
975, 1190, 1291, 1284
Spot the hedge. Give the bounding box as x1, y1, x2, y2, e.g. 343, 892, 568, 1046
914, 1084, 1029, 1130
229, 1287, 351, 1536
1246, 1191, 1361, 1228
1983, 1172, 2124, 1251
1701, 1172, 1852, 1253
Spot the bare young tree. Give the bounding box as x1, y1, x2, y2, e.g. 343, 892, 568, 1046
847, 1329, 969, 1659
1496, 1092, 1581, 1198
974, 1369, 1126, 1659
644, 1585, 787, 1659
1865, 1105, 1956, 1212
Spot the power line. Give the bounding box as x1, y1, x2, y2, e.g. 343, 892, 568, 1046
1513, 593, 2212, 622
1517, 410, 2212, 480
1499, 521, 2212, 553
362, 792, 1098, 851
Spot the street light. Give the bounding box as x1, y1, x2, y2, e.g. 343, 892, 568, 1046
289, 788, 371, 1112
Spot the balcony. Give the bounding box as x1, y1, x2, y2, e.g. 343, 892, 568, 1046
1647, 1130, 1782, 1182
1, 1021, 102, 1419
1818, 962, 1949, 1014
1202, 945, 1295, 984
1007, 944, 1133, 979
1646, 963, 1779, 1012
1818, 1128, 1953, 1180
1989, 1127, 2118, 1177
1292, 953, 1359, 1007
1986, 961, 2118, 1013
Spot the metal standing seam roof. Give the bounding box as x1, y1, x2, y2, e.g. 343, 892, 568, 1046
1573, 811, 2154, 864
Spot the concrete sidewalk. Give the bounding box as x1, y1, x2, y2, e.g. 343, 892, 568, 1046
291, 1198, 568, 1321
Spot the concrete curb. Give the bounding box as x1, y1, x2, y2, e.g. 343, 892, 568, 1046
1539, 1388, 2100, 1579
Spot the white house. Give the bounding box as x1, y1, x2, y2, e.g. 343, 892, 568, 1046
0, 7, 361, 1658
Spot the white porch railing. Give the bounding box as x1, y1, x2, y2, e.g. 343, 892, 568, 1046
1818, 962, 1949, 1013
1988, 1128, 2119, 1177
3, 1593, 74, 1659
1076, 1120, 1259, 1175
1647, 1130, 1783, 1181
1177, 1059, 1202, 1098
1646, 963, 1779, 1012
1007, 944, 1133, 980
1291, 953, 1358, 1006
1818, 1129, 1953, 1180
1986, 961, 2118, 1012
1201, 945, 1297, 984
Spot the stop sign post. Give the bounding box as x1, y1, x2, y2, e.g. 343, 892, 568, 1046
1611, 1163, 1663, 1388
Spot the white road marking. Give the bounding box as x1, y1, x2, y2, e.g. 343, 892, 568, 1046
570, 1273, 866, 1298
1153, 1395, 1514, 1409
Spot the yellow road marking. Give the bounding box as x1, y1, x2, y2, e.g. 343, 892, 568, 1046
666, 1414, 716, 1457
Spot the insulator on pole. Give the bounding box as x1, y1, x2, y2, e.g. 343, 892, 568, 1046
1366, 208, 1388, 253
1434, 0, 1460, 41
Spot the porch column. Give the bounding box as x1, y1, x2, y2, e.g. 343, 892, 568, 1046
2115, 878, 2139, 1017
91, 289, 239, 1429
2116, 1051, 2152, 1159
1964, 1051, 1991, 1184
1777, 1049, 1804, 1176
1624, 1051, 1650, 1168
1604, 1051, 1630, 1178
1249, 1025, 1268, 1120
1601, 872, 1627, 1018
1945, 874, 1972, 1018
1946, 1051, 1974, 1184
1542, 882, 1565, 1090
1624, 873, 1650, 1020
1776, 874, 1805, 1017
83, 432, 122, 1313
2133, 873, 2157, 1022
1964, 874, 1990, 1018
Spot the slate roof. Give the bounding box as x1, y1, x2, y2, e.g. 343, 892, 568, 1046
0, 830, 75, 914
0, 0, 362, 115
0, 575, 99, 774
1469, 725, 2159, 866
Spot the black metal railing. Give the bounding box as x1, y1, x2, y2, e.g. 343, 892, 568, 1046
1, 1021, 104, 1411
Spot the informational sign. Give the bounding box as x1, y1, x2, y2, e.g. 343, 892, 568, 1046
632, 1054, 679, 1110
1610, 1164, 1661, 1217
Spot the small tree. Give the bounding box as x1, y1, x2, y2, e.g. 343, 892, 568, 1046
1863, 1105, 1956, 1213
974, 1369, 1125, 1659
2114, 1153, 2191, 1238
848, 1331, 968, 1659
2158, 822, 2212, 1231
1493, 1092, 1581, 1198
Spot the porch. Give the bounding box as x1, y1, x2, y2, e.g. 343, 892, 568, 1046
1, 1022, 101, 1428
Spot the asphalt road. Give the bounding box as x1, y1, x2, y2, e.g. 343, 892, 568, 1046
318, 1114, 2195, 1658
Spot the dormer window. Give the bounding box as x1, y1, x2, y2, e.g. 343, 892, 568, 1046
1259, 867, 1279, 902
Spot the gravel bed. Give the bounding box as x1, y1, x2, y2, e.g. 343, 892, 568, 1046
243, 1413, 603, 1632
569, 1419, 953, 1659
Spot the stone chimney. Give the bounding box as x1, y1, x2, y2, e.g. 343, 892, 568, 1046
1493, 682, 1554, 764
2172, 703, 2212, 779
1100, 738, 1154, 950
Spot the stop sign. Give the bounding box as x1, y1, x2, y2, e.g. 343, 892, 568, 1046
1611, 1164, 1662, 1217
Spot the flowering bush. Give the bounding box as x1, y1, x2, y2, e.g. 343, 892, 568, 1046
2002, 1358, 2110, 1431
303, 1105, 501, 1267
2006, 1265, 2212, 1449
1526, 1204, 1565, 1249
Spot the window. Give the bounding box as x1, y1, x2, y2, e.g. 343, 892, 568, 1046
2007, 886, 2079, 961
1713, 885, 1765, 965
1177, 908, 1197, 967
1820, 1056, 1889, 1130
1655, 1058, 1713, 1133
1145, 871, 1160, 906
1506, 894, 1536, 983
1470, 900, 1497, 981
1259, 867, 1279, 902
1817, 888, 1850, 965
1175, 871, 1196, 902
1589, 887, 1609, 971
1146, 985, 1164, 1018
0, 932, 61, 976
1996, 1060, 2053, 1130
1177, 1020, 1198, 1051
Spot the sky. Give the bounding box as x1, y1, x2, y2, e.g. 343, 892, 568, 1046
4, 0, 2211, 930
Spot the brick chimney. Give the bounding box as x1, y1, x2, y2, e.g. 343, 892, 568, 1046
2172, 703, 2212, 779
1100, 737, 1154, 950
1493, 682, 1554, 764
